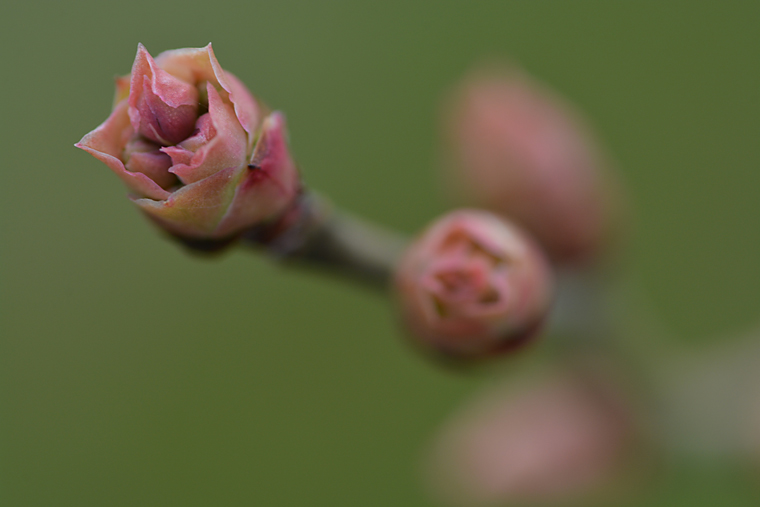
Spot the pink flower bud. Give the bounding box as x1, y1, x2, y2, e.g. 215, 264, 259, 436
445, 65, 621, 263
426, 367, 639, 506
394, 210, 552, 359
76, 44, 300, 241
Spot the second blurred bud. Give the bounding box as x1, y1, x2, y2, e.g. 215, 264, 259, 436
443, 64, 624, 264
424, 360, 648, 506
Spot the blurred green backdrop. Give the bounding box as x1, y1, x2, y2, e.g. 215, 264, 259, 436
2, 1, 759, 505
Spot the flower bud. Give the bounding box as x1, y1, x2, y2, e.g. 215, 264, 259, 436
426, 366, 639, 506
76, 44, 300, 242
444, 65, 621, 263
394, 210, 552, 360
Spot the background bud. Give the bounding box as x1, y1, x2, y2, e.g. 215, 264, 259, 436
444, 65, 623, 263
394, 210, 552, 360
425, 363, 642, 506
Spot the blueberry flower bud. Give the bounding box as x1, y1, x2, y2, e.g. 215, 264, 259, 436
76, 44, 300, 241
394, 210, 552, 360
445, 66, 621, 263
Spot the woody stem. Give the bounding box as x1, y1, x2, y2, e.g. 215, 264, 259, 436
241, 191, 409, 289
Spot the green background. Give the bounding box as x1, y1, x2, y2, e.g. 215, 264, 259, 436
2, 1, 759, 505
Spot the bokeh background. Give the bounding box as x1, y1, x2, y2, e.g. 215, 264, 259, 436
2, 1, 759, 505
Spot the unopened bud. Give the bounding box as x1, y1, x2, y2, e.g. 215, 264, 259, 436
426, 366, 639, 506
76, 44, 300, 243
394, 210, 552, 360
445, 65, 621, 263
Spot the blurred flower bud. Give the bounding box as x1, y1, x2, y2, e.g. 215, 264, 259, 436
426, 365, 640, 506
394, 210, 552, 360
444, 65, 622, 263
77, 44, 300, 242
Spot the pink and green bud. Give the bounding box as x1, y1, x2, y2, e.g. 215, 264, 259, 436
445, 66, 621, 263
394, 210, 552, 360
76, 44, 300, 242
